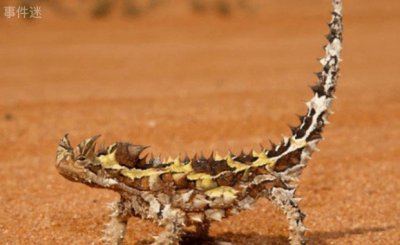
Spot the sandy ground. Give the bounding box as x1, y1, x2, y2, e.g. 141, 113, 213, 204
0, 0, 399, 244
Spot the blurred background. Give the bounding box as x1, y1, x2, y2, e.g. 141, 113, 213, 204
0, 0, 399, 244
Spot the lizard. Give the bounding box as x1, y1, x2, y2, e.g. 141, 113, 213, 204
55, 0, 343, 244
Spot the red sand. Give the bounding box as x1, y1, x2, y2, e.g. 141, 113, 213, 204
0, 0, 399, 244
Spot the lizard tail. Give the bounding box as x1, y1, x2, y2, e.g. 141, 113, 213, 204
268, 0, 343, 181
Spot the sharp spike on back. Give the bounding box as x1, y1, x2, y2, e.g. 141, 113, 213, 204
199, 152, 206, 160
140, 153, 149, 162
288, 125, 297, 134
268, 139, 276, 149
252, 149, 261, 157
249, 149, 255, 156
183, 153, 190, 163
59, 133, 72, 148
215, 152, 223, 161
314, 71, 324, 80
158, 154, 163, 162
281, 137, 286, 144
127, 144, 149, 159
149, 153, 155, 162
78, 134, 101, 156
208, 151, 214, 161
297, 114, 306, 123
283, 136, 290, 144
192, 154, 198, 162
166, 156, 173, 163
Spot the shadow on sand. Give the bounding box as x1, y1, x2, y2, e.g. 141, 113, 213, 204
138, 225, 395, 244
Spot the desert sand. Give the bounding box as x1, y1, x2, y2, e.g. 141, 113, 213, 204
0, 0, 399, 244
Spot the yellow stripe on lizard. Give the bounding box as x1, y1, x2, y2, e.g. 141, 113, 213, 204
251, 150, 275, 167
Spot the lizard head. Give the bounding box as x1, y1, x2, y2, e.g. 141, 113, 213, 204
56, 134, 150, 189
56, 134, 104, 186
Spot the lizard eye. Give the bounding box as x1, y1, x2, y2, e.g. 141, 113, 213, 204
77, 155, 86, 161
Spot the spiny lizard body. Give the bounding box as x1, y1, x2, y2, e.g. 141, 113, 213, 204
56, 1, 343, 244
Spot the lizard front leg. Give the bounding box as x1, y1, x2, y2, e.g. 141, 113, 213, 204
270, 187, 306, 245
102, 198, 131, 245
152, 205, 186, 245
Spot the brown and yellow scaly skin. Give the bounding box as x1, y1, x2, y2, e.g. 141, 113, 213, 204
55, 1, 343, 244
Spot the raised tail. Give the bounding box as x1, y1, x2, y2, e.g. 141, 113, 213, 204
269, 0, 343, 180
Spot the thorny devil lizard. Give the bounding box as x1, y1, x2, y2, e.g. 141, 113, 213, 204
55, 1, 343, 244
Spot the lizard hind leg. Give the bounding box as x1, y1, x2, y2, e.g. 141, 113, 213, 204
152, 205, 186, 245
102, 199, 131, 245
270, 187, 306, 245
